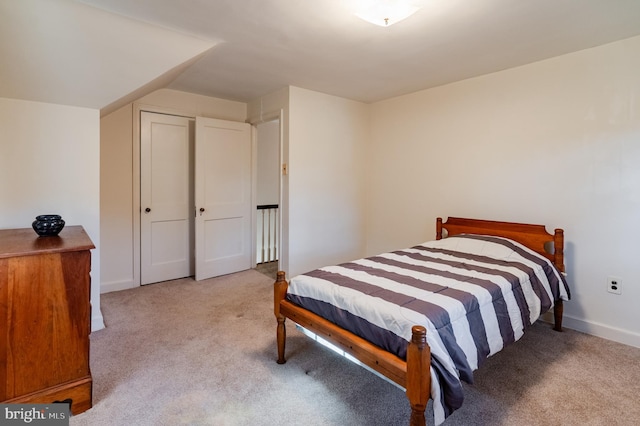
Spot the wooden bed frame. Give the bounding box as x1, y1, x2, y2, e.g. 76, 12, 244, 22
274, 217, 566, 426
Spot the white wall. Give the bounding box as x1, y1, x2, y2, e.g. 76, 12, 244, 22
100, 89, 247, 293
100, 103, 134, 292
0, 97, 104, 331
288, 87, 370, 276
368, 36, 640, 347
256, 120, 280, 206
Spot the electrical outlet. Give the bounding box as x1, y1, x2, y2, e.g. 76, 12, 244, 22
607, 276, 622, 295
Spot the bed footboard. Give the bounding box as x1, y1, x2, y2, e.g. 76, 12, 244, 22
274, 271, 431, 426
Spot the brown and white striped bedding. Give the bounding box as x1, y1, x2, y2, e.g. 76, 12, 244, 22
285, 234, 570, 425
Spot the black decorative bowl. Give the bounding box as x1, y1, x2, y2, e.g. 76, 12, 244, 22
32, 215, 65, 237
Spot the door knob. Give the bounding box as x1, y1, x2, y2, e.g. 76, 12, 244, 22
145, 207, 151, 213
199, 207, 205, 216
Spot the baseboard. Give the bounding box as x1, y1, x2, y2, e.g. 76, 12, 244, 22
94, 279, 136, 332
100, 279, 137, 294
92, 311, 105, 332
541, 312, 640, 349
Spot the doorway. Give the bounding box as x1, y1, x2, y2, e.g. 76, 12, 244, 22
254, 118, 281, 279
139, 111, 252, 285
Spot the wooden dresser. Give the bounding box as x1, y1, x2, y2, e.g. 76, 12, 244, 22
0, 225, 94, 414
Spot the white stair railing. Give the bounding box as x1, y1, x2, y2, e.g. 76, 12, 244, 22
257, 204, 278, 264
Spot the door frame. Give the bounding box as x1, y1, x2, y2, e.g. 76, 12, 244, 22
249, 109, 284, 273
133, 103, 281, 287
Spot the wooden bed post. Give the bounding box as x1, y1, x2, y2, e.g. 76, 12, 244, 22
553, 228, 565, 273
553, 300, 564, 332
436, 217, 443, 240
553, 228, 565, 332
274, 271, 288, 364
406, 325, 430, 426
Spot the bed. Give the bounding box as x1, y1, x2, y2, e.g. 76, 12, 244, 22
274, 217, 570, 425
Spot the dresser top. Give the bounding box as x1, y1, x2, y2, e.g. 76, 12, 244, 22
0, 225, 95, 259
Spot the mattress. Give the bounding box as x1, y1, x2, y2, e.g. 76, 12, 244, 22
285, 234, 570, 424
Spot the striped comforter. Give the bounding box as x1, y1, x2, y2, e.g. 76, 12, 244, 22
286, 234, 570, 425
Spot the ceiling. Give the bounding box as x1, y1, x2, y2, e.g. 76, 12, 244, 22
3, 0, 640, 111
0, 0, 216, 112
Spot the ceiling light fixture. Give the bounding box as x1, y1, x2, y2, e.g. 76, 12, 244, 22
355, 0, 421, 27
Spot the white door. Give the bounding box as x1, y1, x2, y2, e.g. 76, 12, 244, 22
195, 117, 252, 280
140, 112, 194, 285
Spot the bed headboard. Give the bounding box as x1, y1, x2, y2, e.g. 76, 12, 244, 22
436, 217, 565, 273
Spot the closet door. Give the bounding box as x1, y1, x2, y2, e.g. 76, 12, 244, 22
195, 117, 252, 280
140, 112, 194, 285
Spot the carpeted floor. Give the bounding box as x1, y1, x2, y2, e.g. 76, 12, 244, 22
71, 269, 640, 426
255, 261, 278, 280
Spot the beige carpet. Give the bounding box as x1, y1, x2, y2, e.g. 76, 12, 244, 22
71, 270, 640, 426
255, 261, 278, 280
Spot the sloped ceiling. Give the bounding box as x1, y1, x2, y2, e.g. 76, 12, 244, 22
0, 0, 216, 112
78, 0, 640, 104
2, 0, 640, 112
